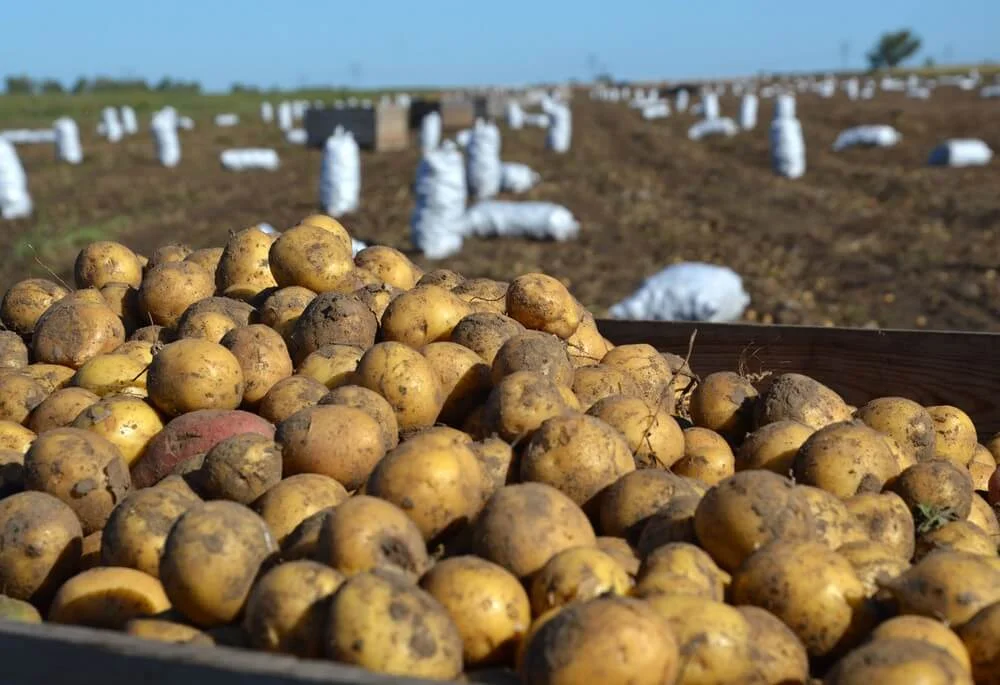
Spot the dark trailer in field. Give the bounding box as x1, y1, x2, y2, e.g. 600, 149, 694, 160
304, 103, 409, 153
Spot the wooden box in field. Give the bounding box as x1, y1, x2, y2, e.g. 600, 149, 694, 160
439, 99, 475, 129
304, 103, 408, 152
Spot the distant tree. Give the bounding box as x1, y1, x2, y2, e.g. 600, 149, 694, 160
230, 82, 260, 93
4, 75, 34, 94
72, 77, 90, 94
40, 79, 64, 93
923, 56, 936, 69
867, 30, 922, 70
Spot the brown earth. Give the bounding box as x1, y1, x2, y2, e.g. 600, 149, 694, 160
3, 90, 999, 330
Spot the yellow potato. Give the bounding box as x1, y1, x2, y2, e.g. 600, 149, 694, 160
969, 444, 996, 491
256, 374, 328, 425
738, 606, 810, 685
600, 344, 674, 407
674, 427, 735, 485
215, 226, 278, 300
353, 342, 444, 432
915, 520, 997, 560
872, 615, 972, 673
843, 491, 915, 560
220, 324, 293, 407
0, 331, 28, 372
251, 473, 348, 545
793, 420, 900, 498
74, 241, 144, 289
278, 405, 385, 490
824, 638, 972, 685
102, 485, 200, 577
295, 343, 364, 389
855, 397, 937, 463
452, 278, 509, 315
319, 385, 399, 452
795, 485, 868, 550
0, 373, 49, 425
268, 225, 354, 293
505, 273, 581, 339
72, 395, 164, 467
48, 566, 170, 629
138, 261, 215, 328
288, 293, 377, 363
634, 542, 730, 601
599, 469, 699, 542
380, 285, 473, 349
353, 245, 420, 290
689, 371, 759, 443
529, 546, 633, 616
125, 618, 214, 645
71, 353, 147, 398
571, 364, 641, 409
835, 539, 911, 597
193, 433, 283, 505
491, 331, 575, 388
755, 372, 852, 430
483, 371, 573, 442
586, 395, 685, 469
927, 405, 977, 467
565, 311, 614, 368
736, 420, 814, 474
184, 246, 224, 275
420, 341, 491, 425
1, 278, 69, 336
957, 602, 1000, 683
257, 286, 316, 340
146, 339, 244, 416
0, 420, 36, 454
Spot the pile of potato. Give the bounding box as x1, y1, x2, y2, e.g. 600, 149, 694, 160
0, 214, 998, 684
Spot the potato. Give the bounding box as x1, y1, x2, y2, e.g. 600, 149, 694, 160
422, 342, 491, 425
0, 331, 27, 372
101, 485, 199, 577
20, 363, 75, 394
505, 273, 581, 339
987, 433, 1000, 464
252, 473, 348, 545
520, 414, 635, 514
738, 606, 810, 685
600, 344, 674, 407
855, 397, 936, 463
33, 301, 126, 369
792, 420, 899, 498
298, 214, 352, 246
177, 295, 255, 330
842, 491, 914, 560
417, 268, 464, 289
688, 371, 758, 444
149, 244, 192, 266
48, 566, 170, 628
137, 261, 214, 328
755, 372, 853, 430
131, 409, 274, 488
354, 342, 444, 432
183, 246, 223, 274
352, 282, 402, 322
519, 596, 679, 685
872, 615, 972, 673
472, 483, 596, 579
1, 278, 68, 336
795, 485, 867, 549
319, 385, 399, 451
491, 331, 574, 388
71, 395, 163, 467
599, 469, 698, 542
268, 225, 354, 292
147, 339, 244, 417
326, 570, 463, 680
160, 501, 277, 627
890, 458, 975, 522
0, 448, 24, 497
367, 438, 483, 543
636, 495, 702, 554
0, 374, 48, 425
643, 594, 754, 684
219, 325, 293, 407
24, 427, 130, 534
277, 405, 385, 490
98, 282, 140, 333
595, 537, 640, 577
528, 546, 631, 616
279, 508, 332, 561
257, 374, 328, 424
835, 539, 911, 597
882, 550, 1000, 628
0, 491, 83, 603
257, 286, 316, 340
483, 371, 571, 442
289, 292, 377, 363
0, 420, 35, 454
351, 246, 417, 289
420, 556, 530, 668
565, 311, 614, 368
957, 602, 1000, 683
969, 444, 996, 491
634, 542, 730, 601
450, 314, 525, 367
967, 493, 1000, 538
129, 324, 172, 345
824, 638, 972, 685
693, 470, 815, 572
0, 595, 42, 623
175, 309, 239, 343
73, 241, 143, 290
732, 540, 873, 657
915, 520, 997, 560
295, 343, 364, 389
215, 226, 278, 300
244, 560, 344, 657
470, 437, 515, 500
191, 433, 282, 504
452, 278, 508, 315
314, 495, 429, 579
674, 427, 735, 485
379, 285, 472, 349
587, 395, 685, 470
927, 405, 977, 467
71, 353, 147, 398
125, 618, 214, 645
570, 364, 639, 409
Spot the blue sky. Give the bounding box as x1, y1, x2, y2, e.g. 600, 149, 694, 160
3, 0, 998, 91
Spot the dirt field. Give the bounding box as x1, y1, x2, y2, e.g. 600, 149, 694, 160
3, 89, 999, 330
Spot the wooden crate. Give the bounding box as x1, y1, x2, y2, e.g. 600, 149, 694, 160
439, 100, 475, 129
598, 320, 1000, 437
303, 104, 408, 152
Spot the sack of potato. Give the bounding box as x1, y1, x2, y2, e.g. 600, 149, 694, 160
0, 213, 998, 684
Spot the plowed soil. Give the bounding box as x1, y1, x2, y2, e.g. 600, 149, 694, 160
4, 90, 999, 330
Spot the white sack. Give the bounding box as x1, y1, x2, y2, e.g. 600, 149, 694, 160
463, 201, 579, 241
0, 138, 32, 219
546, 105, 572, 153
641, 102, 670, 120
466, 120, 502, 201
220, 148, 280, 171
151, 114, 181, 167
1, 129, 56, 144
676, 89, 689, 111
177, 116, 195, 130
260, 102, 274, 123
120, 106, 138, 135
774, 94, 796, 120
506, 101, 524, 129
101, 107, 123, 142
285, 128, 307, 145
54, 117, 83, 165
214, 113, 239, 127
455, 129, 473, 148
844, 78, 860, 101
277, 101, 293, 131
411, 141, 467, 259
980, 85, 1000, 98
319, 127, 361, 217
420, 112, 441, 153
770, 118, 806, 178
522, 113, 550, 128
701, 92, 720, 120
500, 162, 540, 193
609, 262, 749, 322
928, 139, 993, 167
832, 125, 901, 152
739, 94, 758, 130
687, 118, 738, 141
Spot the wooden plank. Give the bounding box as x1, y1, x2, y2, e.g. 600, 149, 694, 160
0, 620, 438, 685
598, 320, 1000, 437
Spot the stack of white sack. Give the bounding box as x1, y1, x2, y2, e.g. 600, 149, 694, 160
739, 94, 758, 130
260, 102, 274, 123
101, 107, 123, 142
120, 106, 138, 135
420, 112, 441, 153
466, 120, 502, 201
0, 139, 32, 219
54, 117, 83, 164
318, 127, 361, 217
546, 105, 572, 153
151, 110, 181, 167
608, 262, 750, 322
506, 101, 524, 129
220, 148, 280, 171
410, 141, 467, 259
832, 125, 901, 152
463, 201, 579, 242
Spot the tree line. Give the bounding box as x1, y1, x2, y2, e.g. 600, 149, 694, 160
3, 75, 202, 95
